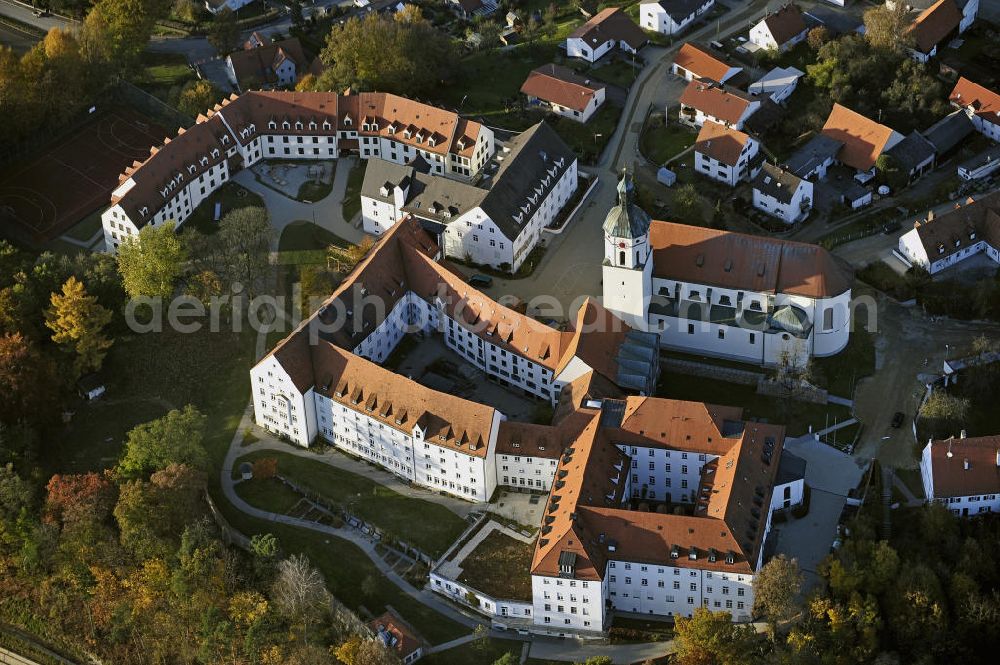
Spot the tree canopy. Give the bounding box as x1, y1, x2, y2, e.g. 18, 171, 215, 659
116, 405, 209, 479
313, 9, 453, 98
45, 276, 113, 376
116, 221, 188, 301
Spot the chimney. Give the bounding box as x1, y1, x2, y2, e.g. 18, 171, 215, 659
964, 458, 970, 471
927, 210, 935, 222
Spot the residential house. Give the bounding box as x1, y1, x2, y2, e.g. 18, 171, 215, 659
949, 77, 1000, 142
101, 91, 495, 253
923, 110, 975, 157
785, 133, 842, 180
520, 64, 607, 123
678, 79, 760, 130
751, 163, 813, 224
602, 173, 852, 367
566, 8, 648, 63
640, 0, 715, 36
226, 38, 308, 92
906, 0, 974, 62
672, 42, 742, 83
747, 66, 804, 104
958, 144, 1000, 181
897, 191, 1000, 273
820, 103, 904, 175
920, 432, 1000, 517
888, 0, 979, 34
749, 4, 808, 53
884, 131, 937, 183
693, 121, 762, 187
359, 122, 579, 273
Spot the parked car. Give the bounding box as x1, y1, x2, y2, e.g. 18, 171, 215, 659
882, 221, 901, 234
468, 274, 493, 288
891, 411, 905, 428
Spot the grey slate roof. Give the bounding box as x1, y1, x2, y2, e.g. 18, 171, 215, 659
959, 143, 1000, 174
924, 110, 974, 155
360, 122, 578, 242
785, 133, 842, 177
603, 172, 651, 239
775, 449, 807, 486
752, 163, 804, 205
479, 121, 577, 240
652, 0, 710, 22
886, 131, 936, 173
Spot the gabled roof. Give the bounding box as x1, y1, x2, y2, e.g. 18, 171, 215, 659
923, 110, 974, 154
695, 121, 752, 167
926, 434, 1000, 498
679, 79, 755, 126
649, 220, 851, 298
820, 103, 899, 171
752, 162, 806, 205
910, 191, 1000, 262
649, 0, 712, 23
785, 133, 842, 177
757, 4, 807, 46
673, 42, 740, 83
907, 0, 962, 54
228, 38, 307, 86
569, 7, 648, 50
532, 397, 787, 579
885, 131, 936, 173
949, 77, 1000, 125
520, 64, 605, 113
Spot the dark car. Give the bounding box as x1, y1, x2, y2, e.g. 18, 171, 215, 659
891, 412, 905, 428
882, 221, 902, 234
468, 274, 493, 288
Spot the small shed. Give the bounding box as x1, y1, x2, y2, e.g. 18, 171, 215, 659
842, 183, 872, 210
77, 373, 106, 401
657, 167, 677, 187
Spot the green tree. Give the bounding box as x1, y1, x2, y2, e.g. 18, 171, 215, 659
673, 607, 759, 665
177, 79, 221, 117
45, 276, 113, 375
316, 10, 453, 98
919, 391, 971, 439
82, 0, 169, 72
207, 8, 240, 55
116, 405, 209, 479
492, 654, 519, 665
116, 221, 187, 300
863, 3, 912, 52
0, 333, 57, 425
807, 26, 829, 50
216, 207, 272, 298
753, 554, 803, 635
875, 154, 907, 192
671, 183, 703, 224
114, 463, 207, 559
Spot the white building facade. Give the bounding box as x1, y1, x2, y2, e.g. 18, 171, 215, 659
640, 0, 715, 36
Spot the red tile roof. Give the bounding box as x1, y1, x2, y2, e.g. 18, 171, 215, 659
520, 64, 604, 113
907, 0, 962, 54
368, 610, 424, 659
760, 4, 807, 46
679, 79, 755, 126
927, 434, 1000, 498
673, 43, 738, 83
821, 103, 898, 171
569, 7, 648, 50
949, 76, 1000, 125
648, 220, 852, 298
695, 121, 752, 167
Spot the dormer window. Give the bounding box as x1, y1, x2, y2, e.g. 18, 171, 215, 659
725, 551, 735, 564
309, 121, 317, 130
268, 120, 277, 130
689, 547, 698, 560
295, 121, 303, 131
344, 116, 352, 126
670, 545, 679, 559
282, 121, 290, 130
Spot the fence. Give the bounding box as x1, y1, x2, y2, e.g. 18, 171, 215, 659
116, 81, 192, 131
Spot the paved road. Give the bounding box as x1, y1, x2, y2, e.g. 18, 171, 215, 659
0, 0, 75, 32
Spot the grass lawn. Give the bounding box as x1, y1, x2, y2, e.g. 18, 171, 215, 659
234, 477, 303, 513
588, 59, 640, 89
62, 208, 104, 242
657, 374, 853, 437
549, 104, 623, 164
139, 51, 195, 87
894, 467, 925, 500
811, 306, 876, 398
641, 122, 697, 165
183, 181, 266, 234
232, 450, 468, 557
212, 502, 469, 644
342, 160, 366, 222
457, 529, 535, 601
296, 178, 334, 202
278, 220, 349, 252
422, 638, 523, 665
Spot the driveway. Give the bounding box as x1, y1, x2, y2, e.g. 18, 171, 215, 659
772, 436, 867, 590
233, 158, 365, 248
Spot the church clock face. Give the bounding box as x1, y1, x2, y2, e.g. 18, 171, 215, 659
618, 242, 626, 248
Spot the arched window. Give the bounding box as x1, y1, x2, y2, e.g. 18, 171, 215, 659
619, 250, 625, 266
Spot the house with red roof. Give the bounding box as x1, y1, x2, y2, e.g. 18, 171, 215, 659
678, 79, 761, 130
905, 0, 977, 62
693, 121, 762, 186
672, 42, 742, 83
949, 76, 1000, 143
820, 103, 904, 174
520, 64, 607, 123
921, 430, 1000, 517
